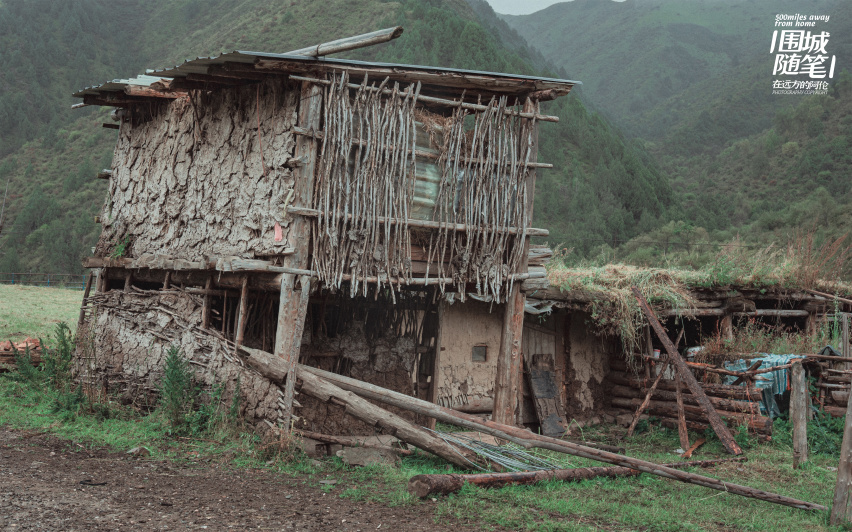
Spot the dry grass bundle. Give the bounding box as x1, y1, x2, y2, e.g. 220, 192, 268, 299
547, 262, 697, 362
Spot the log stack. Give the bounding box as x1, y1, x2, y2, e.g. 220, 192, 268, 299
0, 338, 42, 369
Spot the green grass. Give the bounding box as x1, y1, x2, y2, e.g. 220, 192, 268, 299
0, 284, 82, 342
0, 362, 844, 531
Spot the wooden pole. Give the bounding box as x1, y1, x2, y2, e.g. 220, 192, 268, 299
77, 272, 94, 331
297, 369, 486, 470
272, 79, 323, 429
832, 361, 852, 523
843, 313, 850, 371
791, 361, 809, 468
235, 275, 249, 347
493, 97, 538, 426
408, 457, 748, 498
162, 271, 171, 290
676, 376, 690, 451
626, 361, 670, 438
285, 26, 404, 57
293, 364, 822, 510
281, 275, 311, 427
631, 287, 743, 455
426, 302, 444, 431
294, 429, 413, 456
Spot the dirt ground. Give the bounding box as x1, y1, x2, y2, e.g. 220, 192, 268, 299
0, 427, 503, 531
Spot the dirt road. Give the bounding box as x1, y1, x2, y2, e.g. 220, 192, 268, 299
0, 428, 500, 531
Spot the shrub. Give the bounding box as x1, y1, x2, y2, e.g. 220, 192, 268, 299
159, 345, 197, 433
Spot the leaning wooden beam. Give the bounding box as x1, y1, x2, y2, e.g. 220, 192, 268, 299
286, 206, 550, 237
408, 457, 748, 498
285, 26, 404, 57
807, 289, 852, 306
234, 275, 249, 348
288, 75, 560, 122
294, 364, 823, 511
632, 287, 743, 455
625, 360, 670, 438
76, 272, 94, 331
291, 126, 553, 168
297, 370, 485, 470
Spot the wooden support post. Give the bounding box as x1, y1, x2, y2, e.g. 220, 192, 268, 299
426, 301, 444, 430
832, 363, 852, 524
676, 376, 690, 451
281, 275, 311, 427
273, 79, 322, 430
843, 313, 850, 371
235, 275, 249, 348
123, 270, 132, 292
632, 287, 743, 455
162, 271, 171, 290
494, 98, 538, 427
201, 277, 212, 329
720, 314, 733, 342
77, 272, 94, 331
494, 283, 524, 425
791, 361, 809, 468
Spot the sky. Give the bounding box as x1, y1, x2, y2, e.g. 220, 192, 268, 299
484, 0, 625, 16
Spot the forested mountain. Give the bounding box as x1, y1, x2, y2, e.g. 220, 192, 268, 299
0, 0, 672, 273
501, 0, 852, 268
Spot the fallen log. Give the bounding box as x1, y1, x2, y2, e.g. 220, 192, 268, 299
295, 364, 823, 510
610, 384, 763, 415
632, 287, 742, 455
296, 370, 487, 470
294, 429, 413, 456
611, 397, 773, 435
608, 372, 761, 401
408, 456, 748, 498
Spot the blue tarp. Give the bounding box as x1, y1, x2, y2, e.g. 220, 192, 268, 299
723, 354, 801, 418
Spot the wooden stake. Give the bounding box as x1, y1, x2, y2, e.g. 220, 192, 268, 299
162, 271, 171, 290
632, 287, 743, 455
843, 313, 850, 371
791, 361, 809, 468
235, 275, 249, 347
832, 360, 852, 523
123, 270, 132, 292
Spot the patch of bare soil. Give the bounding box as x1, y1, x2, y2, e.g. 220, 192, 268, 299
0, 427, 503, 531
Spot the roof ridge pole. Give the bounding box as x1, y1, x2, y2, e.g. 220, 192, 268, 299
285, 26, 404, 57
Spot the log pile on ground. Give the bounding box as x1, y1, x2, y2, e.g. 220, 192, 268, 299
0, 338, 41, 368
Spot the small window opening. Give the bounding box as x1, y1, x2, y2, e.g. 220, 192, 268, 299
472, 344, 487, 362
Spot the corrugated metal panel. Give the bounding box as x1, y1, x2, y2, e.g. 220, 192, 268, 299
74, 50, 580, 98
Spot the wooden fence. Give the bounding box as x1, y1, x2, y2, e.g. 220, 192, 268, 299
0, 273, 87, 290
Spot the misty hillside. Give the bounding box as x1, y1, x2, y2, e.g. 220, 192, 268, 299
0, 0, 672, 273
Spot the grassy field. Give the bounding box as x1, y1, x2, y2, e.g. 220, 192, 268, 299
0, 284, 83, 342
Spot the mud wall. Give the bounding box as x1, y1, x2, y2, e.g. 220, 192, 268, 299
80, 289, 426, 436
97, 78, 299, 260
563, 310, 612, 420
80, 290, 284, 432
436, 300, 504, 409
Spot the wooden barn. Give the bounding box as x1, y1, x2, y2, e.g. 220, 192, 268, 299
73, 28, 582, 440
